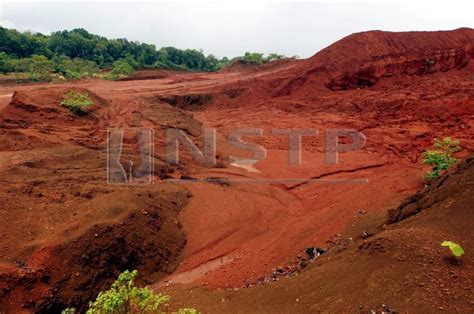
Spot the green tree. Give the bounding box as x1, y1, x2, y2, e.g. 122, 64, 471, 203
265, 53, 285, 62
0, 52, 11, 73
53, 55, 99, 79
242, 52, 264, 65
29, 54, 54, 81
0, 26, 248, 75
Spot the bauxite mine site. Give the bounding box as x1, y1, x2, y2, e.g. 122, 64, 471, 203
0, 1, 473, 313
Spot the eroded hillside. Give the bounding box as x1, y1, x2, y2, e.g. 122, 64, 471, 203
0, 28, 473, 312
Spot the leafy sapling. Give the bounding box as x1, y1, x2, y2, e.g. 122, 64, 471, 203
422, 137, 461, 179
76, 269, 198, 314
441, 241, 465, 258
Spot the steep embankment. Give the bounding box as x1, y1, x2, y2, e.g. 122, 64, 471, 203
297, 27, 474, 92
166, 157, 474, 313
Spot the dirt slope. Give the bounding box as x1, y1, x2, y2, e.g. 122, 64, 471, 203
286, 27, 474, 92
165, 157, 474, 313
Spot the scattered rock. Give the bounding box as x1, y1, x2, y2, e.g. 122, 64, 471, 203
305, 247, 326, 259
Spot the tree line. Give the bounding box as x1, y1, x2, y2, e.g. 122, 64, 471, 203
0, 27, 291, 80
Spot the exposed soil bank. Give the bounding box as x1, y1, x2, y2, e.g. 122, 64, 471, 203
164, 157, 474, 313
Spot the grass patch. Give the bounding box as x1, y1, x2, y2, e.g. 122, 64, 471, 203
61, 91, 94, 115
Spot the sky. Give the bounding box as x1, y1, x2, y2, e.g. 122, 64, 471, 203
0, 0, 473, 58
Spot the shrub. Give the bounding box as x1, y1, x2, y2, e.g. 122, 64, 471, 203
63, 270, 198, 314
61, 91, 94, 115
108, 59, 135, 79
54, 56, 99, 79
241, 52, 264, 65
422, 137, 461, 179
265, 53, 285, 62
28, 54, 54, 81
0, 52, 11, 74
86, 270, 168, 313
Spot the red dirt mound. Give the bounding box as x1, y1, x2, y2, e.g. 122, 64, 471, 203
0, 88, 108, 150
285, 28, 474, 92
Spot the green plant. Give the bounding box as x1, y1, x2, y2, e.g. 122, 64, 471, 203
84, 270, 197, 314
241, 52, 264, 65
54, 56, 99, 79
177, 309, 199, 314
441, 241, 464, 257
61, 91, 94, 115
107, 59, 135, 80
87, 270, 168, 313
61, 308, 76, 314
422, 137, 461, 179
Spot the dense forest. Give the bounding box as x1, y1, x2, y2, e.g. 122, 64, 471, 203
0, 27, 288, 80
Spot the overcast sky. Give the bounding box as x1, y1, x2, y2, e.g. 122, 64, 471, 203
1, 0, 473, 58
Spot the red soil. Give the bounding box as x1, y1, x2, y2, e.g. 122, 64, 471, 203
0, 28, 473, 311
166, 157, 474, 313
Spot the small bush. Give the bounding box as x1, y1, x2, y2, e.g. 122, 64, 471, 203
107, 59, 135, 80
86, 270, 168, 313
61, 91, 94, 115
62, 270, 198, 314
54, 56, 99, 79
422, 137, 461, 179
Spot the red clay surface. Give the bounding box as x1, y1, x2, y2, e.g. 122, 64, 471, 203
0, 28, 473, 312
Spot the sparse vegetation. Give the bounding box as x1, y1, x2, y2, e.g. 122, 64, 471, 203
61, 91, 94, 115
422, 137, 461, 179
441, 241, 464, 257
61, 270, 197, 314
